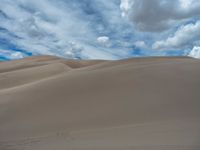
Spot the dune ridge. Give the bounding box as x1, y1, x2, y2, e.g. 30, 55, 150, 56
0, 56, 200, 150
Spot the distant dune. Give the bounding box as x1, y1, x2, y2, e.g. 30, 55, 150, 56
0, 56, 200, 150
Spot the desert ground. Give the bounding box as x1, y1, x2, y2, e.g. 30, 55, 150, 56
0, 56, 200, 150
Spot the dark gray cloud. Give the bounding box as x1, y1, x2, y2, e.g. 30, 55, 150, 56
120, 0, 200, 58
121, 0, 200, 32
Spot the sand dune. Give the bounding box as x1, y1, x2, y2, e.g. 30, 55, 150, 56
0, 63, 70, 90
0, 55, 62, 73
0, 56, 200, 150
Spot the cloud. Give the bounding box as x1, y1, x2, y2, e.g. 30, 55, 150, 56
120, 0, 200, 32
97, 36, 110, 43
64, 42, 83, 59
0, 49, 26, 60
0, 0, 97, 58
0, 0, 136, 60
188, 46, 200, 58
120, 0, 134, 18
134, 41, 147, 49
97, 36, 110, 47
153, 21, 200, 50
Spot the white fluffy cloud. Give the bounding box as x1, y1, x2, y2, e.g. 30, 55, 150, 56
188, 46, 200, 58
120, 0, 134, 17
10, 52, 24, 59
134, 41, 147, 49
97, 36, 109, 43
120, 0, 200, 32
153, 21, 200, 50
0, 49, 25, 59
97, 36, 110, 47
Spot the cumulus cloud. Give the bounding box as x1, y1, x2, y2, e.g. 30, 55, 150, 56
188, 46, 200, 58
134, 41, 147, 49
120, 0, 134, 18
97, 36, 111, 47
64, 42, 83, 59
0, 49, 26, 60
153, 21, 200, 50
120, 0, 200, 32
97, 36, 109, 43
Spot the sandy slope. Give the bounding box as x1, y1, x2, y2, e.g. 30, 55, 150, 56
0, 56, 200, 150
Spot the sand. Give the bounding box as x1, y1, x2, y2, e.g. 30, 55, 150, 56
0, 56, 200, 150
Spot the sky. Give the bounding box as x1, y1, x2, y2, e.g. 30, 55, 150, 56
0, 0, 200, 60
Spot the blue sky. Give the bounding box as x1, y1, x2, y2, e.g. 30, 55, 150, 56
0, 0, 200, 60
